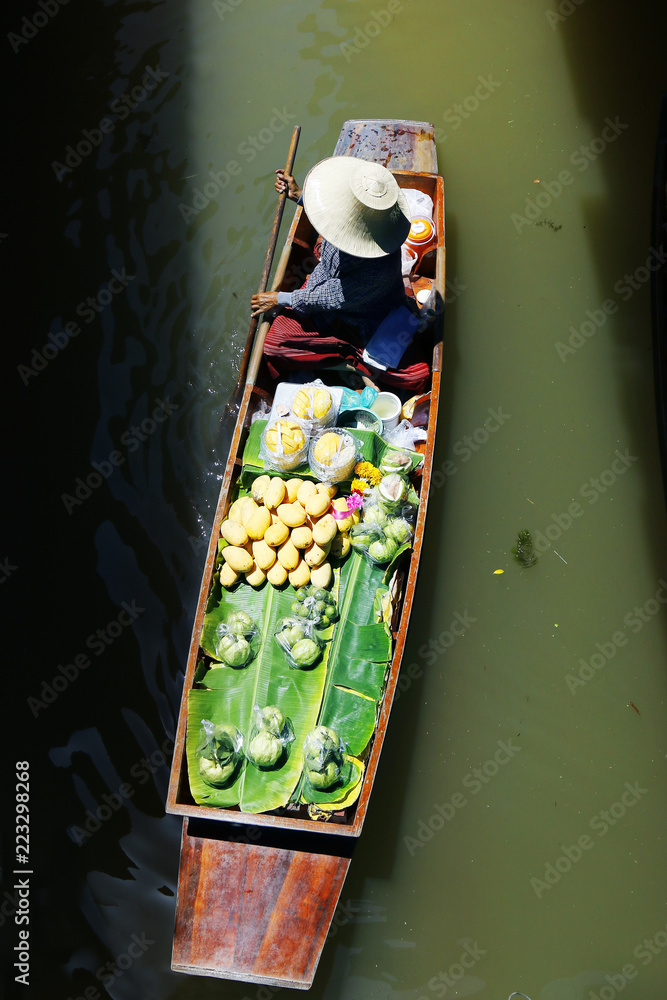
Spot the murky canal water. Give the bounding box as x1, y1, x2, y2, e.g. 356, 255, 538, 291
6, 0, 667, 998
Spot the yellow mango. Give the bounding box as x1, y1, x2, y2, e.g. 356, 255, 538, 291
264, 520, 290, 546
329, 533, 351, 560
219, 563, 240, 588
331, 497, 354, 532
316, 482, 337, 499
312, 513, 337, 546
291, 525, 313, 549
267, 562, 288, 587
251, 474, 271, 504
310, 562, 332, 589
277, 538, 300, 570
305, 492, 330, 518
220, 519, 249, 547
252, 539, 277, 571
288, 559, 311, 589
240, 497, 259, 528
276, 502, 307, 527
228, 496, 252, 524
264, 477, 287, 510
246, 506, 272, 540
304, 540, 331, 567
222, 546, 254, 574
245, 561, 267, 588
285, 478, 303, 502
296, 480, 318, 506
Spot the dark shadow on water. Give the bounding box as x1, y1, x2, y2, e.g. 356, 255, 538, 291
557, 2, 667, 657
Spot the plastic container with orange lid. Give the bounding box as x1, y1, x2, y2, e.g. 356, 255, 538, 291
406, 217, 435, 249
406, 218, 435, 248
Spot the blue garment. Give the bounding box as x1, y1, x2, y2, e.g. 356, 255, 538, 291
277, 239, 405, 339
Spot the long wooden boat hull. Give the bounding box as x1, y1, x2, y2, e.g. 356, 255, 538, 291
167, 119, 445, 987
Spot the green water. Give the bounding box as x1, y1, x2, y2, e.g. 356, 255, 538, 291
9, 0, 667, 996
198, 3, 667, 998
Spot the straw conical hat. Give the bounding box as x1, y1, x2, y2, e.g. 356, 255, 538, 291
302, 156, 411, 258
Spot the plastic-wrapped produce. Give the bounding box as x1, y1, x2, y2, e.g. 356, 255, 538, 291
260, 419, 309, 472
196, 720, 244, 787
308, 429, 359, 484
213, 611, 260, 667
274, 616, 325, 668
246, 705, 295, 769
302, 726, 345, 790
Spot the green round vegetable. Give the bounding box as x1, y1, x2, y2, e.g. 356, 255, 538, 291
217, 633, 251, 667
282, 624, 306, 648
259, 705, 286, 735
199, 755, 237, 786
249, 730, 282, 767
290, 637, 321, 667
363, 506, 388, 528
385, 518, 412, 544
226, 610, 254, 635
368, 537, 399, 563
306, 761, 339, 789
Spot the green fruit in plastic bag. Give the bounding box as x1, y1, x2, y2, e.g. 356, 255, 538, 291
290, 638, 321, 667
226, 610, 254, 635
217, 633, 251, 666
306, 761, 339, 789
249, 730, 282, 767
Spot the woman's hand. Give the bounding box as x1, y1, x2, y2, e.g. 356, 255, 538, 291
250, 291, 279, 318
275, 169, 302, 202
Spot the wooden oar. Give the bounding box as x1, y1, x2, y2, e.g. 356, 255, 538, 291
225, 125, 301, 418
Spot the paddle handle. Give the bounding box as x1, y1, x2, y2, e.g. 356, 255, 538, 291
232, 126, 301, 395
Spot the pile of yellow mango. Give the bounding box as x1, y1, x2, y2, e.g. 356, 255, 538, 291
219, 475, 360, 590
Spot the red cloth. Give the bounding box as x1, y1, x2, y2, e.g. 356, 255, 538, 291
263, 311, 431, 394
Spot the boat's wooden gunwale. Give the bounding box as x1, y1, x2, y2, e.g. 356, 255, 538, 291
167, 168, 444, 836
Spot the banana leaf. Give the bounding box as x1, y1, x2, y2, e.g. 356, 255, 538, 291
301, 756, 365, 805
308, 762, 366, 814
190, 581, 335, 813
187, 689, 250, 807
238, 420, 421, 487
187, 545, 393, 814
315, 552, 391, 760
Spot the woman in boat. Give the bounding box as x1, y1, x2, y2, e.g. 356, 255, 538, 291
250, 157, 430, 393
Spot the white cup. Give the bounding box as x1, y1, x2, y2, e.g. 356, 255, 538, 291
370, 391, 402, 431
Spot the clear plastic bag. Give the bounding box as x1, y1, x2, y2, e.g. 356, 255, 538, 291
308, 428, 359, 484
196, 719, 244, 787
349, 521, 400, 566
290, 584, 339, 629
288, 380, 338, 432
382, 514, 414, 546
246, 704, 295, 769
214, 611, 260, 668
404, 188, 434, 221
302, 725, 345, 790
382, 418, 428, 450
260, 418, 310, 472
274, 616, 325, 669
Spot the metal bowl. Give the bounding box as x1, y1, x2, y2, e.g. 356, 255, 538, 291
337, 406, 383, 435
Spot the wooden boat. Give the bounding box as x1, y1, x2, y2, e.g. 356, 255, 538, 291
652, 93, 667, 510
166, 118, 445, 988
